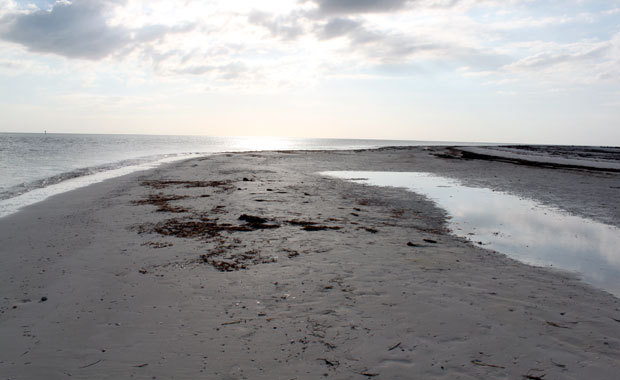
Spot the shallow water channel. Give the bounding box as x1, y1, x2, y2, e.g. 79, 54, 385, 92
323, 171, 620, 297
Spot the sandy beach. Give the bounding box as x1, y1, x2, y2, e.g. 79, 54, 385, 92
1, 146, 619, 379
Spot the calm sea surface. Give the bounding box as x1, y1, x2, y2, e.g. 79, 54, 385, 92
0, 133, 452, 217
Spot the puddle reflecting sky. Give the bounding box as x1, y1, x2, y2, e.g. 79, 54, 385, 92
323, 171, 620, 297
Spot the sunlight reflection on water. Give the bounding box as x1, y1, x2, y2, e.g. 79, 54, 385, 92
323, 171, 620, 297
230, 136, 297, 151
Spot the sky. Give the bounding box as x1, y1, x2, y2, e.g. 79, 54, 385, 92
0, 0, 619, 145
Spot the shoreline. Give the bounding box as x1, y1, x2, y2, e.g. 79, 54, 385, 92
1, 147, 619, 379
3, 143, 618, 222
0, 134, 461, 219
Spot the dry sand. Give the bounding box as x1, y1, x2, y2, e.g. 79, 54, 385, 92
1, 147, 619, 379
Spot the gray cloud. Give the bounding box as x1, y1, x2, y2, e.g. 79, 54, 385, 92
317, 16, 511, 71
248, 10, 305, 40
248, 4, 503, 71
0, 0, 193, 60
309, 0, 477, 16
242, 1, 512, 77
318, 17, 362, 39
316, 16, 438, 61
311, 0, 412, 14
351, 30, 440, 62
0, 1, 127, 59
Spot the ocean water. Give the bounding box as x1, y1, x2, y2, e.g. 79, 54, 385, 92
0, 133, 445, 218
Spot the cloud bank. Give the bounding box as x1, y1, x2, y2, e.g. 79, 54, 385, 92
312, 0, 413, 14
0, 0, 618, 89
0, 0, 193, 59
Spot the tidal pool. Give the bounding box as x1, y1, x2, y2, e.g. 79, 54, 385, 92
323, 171, 620, 297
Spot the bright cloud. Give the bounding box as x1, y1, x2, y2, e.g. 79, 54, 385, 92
1, 0, 618, 86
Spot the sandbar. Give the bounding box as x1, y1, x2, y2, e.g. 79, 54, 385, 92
1, 147, 619, 379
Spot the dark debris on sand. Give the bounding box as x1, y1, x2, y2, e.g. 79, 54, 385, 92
141, 179, 235, 192
302, 225, 341, 231
133, 177, 346, 273
238, 214, 280, 229
137, 212, 282, 271
132, 193, 190, 213
152, 218, 253, 239
200, 249, 277, 272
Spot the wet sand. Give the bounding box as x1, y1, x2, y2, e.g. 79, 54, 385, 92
1, 147, 619, 379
